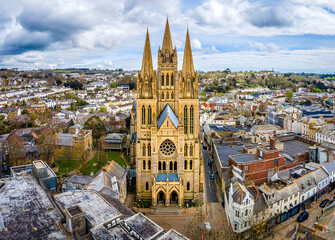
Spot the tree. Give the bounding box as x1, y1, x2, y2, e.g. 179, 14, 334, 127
35, 128, 55, 166
56, 79, 62, 85
6, 133, 24, 166
100, 106, 107, 112
84, 116, 107, 140
285, 90, 293, 101
110, 82, 117, 88
312, 88, 323, 93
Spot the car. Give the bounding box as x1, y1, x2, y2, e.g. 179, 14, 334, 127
210, 173, 214, 180
203, 145, 207, 150
297, 211, 309, 222
320, 199, 330, 208
208, 160, 212, 166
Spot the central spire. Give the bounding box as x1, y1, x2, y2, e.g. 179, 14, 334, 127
141, 28, 153, 74
182, 28, 194, 74
162, 18, 173, 52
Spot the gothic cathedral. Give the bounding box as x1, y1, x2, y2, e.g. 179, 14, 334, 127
130, 19, 203, 207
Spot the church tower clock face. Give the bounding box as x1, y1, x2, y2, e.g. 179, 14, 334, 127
131, 18, 202, 207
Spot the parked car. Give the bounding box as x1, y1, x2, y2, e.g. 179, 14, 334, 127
297, 211, 309, 222
203, 145, 207, 150
208, 160, 212, 166
210, 173, 214, 180
320, 199, 329, 208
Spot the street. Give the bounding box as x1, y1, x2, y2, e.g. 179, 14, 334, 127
202, 147, 218, 203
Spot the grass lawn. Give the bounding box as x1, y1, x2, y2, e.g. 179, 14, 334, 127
80, 151, 126, 176
54, 159, 79, 175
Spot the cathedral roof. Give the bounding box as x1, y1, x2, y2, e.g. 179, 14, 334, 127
157, 104, 178, 129
156, 173, 180, 182
161, 18, 173, 53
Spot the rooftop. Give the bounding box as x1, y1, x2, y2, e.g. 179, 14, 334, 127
230, 153, 259, 163
156, 173, 179, 182
158, 229, 190, 240
214, 144, 244, 168
282, 140, 311, 158
0, 174, 66, 239
54, 190, 122, 227
157, 104, 178, 129
91, 225, 132, 240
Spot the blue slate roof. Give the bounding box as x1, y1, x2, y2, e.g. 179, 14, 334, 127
157, 104, 178, 129
323, 160, 335, 173
156, 173, 180, 182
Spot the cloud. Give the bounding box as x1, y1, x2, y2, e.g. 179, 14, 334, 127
246, 6, 291, 28
191, 38, 201, 49
249, 42, 280, 52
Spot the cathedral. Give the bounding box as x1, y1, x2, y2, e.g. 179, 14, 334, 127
130, 19, 203, 207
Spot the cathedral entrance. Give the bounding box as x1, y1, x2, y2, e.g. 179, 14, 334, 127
170, 191, 178, 205
157, 191, 166, 205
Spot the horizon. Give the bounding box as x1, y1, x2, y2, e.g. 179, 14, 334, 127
1, 0, 335, 73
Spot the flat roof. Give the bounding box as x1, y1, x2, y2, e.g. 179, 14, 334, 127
230, 153, 259, 163
0, 175, 66, 239
91, 225, 132, 240
158, 229, 190, 240
54, 190, 121, 227
282, 140, 311, 158
215, 144, 244, 168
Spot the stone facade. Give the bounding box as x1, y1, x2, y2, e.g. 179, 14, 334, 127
131, 19, 203, 207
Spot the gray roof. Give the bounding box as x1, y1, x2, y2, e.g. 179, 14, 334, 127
214, 144, 244, 168
54, 190, 122, 227
66, 174, 94, 186
158, 229, 190, 240
0, 175, 66, 239
56, 133, 73, 146
230, 153, 259, 163
323, 160, 335, 174
312, 168, 329, 183
91, 225, 132, 240
282, 140, 311, 158
157, 104, 178, 129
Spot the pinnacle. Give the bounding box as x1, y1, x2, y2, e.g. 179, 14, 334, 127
182, 28, 194, 74
141, 28, 153, 73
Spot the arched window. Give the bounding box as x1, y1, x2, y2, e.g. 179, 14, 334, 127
163, 162, 166, 171
146, 182, 149, 190
171, 74, 174, 86
143, 160, 146, 170
190, 106, 194, 134
161, 74, 164, 86
174, 161, 177, 171
189, 145, 193, 157
148, 106, 152, 125
188, 81, 191, 91
166, 92, 169, 99
166, 73, 169, 86
148, 160, 151, 170
170, 161, 173, 171
148, 144, 151, 157
158, 161, 162, 171
141, 106, 146, 125
184, 144, 188, 157
184, 160, 187, 170
142, 145, 146, 156
171, 92, 174, 99
161, 92, 164, 100
184, 106, 188, 134
187, 182, 190, 191
190, 160, 193, 170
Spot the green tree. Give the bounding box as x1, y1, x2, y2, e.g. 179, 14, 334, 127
100, 106, 107, 112
84, 116, 107, 140
286, 90, 294, 100
312, 88, 323, 93
110, 82, 117, 88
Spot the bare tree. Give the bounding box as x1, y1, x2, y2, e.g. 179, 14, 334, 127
6, 133, 24, 166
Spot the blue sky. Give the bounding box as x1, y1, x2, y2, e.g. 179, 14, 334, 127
0, 0, 335, 73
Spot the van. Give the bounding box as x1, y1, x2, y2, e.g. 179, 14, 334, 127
297, 211, 309, 222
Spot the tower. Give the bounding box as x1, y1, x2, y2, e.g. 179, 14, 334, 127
131, 19, 203, 207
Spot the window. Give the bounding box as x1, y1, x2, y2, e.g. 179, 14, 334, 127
184, 160, 187, 170
174, 161, 177, 171
161, 74, 164, 86
234, 222, 238, 231
190, 160, 193, 170
143, 160, 146, 170
146, 182, 149, 190
190, 106, 194, 134
148, 106, 152, 125
245, 209, 248, 216
161, 92, 164, 100
184, 106, 188, 134
141, 106, 146, 125
163, 162, 166, 171
148, 160, 151, 170
235, 211, 239, 217
189, 145, 193, 156
187, 81, 191, 92
166, 73, 169, 86
244, 222, 248, 228
142, 145, 146, 156
184, 144, 188, 156
158, 161, 162, 171
171, 92, 174, 99
187, 182, 190, 191
171, 73, 174, 86
148, 144, 151, 156
170, 161, 173, 171
166, 92, 169, 99
284, 198, 288, 203
159, 139, 176, 156
294, 193, 298, 198
290, 196, 292, 200
294, 200, 297, 205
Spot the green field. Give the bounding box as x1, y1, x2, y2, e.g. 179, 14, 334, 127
54, 159, 79, 175
80, 151, 126, 175
53, 69, 72, 73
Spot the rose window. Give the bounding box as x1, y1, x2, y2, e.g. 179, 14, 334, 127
159, 139, 176, 156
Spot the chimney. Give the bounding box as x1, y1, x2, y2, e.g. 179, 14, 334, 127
270, 138, 276, 150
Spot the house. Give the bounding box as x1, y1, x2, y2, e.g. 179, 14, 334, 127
323, 160, 335, 191
102, 133, 127, 151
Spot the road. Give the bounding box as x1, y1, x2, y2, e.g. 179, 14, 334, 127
202, 147, 218, 202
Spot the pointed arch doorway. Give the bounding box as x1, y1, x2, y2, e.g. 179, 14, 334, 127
157, 191, 166, 205
170, 190, 178, 205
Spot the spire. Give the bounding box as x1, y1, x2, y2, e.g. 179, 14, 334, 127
182, 28, 194, 74
141, 28, 153, 73
162, 18, 173, 52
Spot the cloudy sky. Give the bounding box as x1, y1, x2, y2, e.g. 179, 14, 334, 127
0, 0, 335, 73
